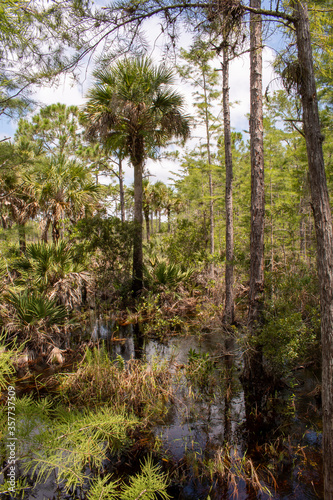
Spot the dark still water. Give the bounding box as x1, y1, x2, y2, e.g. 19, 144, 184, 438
88, 316, 323, 499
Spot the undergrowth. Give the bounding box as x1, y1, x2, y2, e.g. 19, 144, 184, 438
57, 345, 173, 419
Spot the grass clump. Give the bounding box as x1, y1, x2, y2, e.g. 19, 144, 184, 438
206, 445, 274, 498
58, 345, 173, 419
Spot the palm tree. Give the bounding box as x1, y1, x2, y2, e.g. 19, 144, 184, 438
83, 57, 190, 294
163, 186, 182, 232
31, 156, 101, 243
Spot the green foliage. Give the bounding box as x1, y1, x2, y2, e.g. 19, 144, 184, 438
0, 394, 138, 496
144, 258, 194, 290
1, 290, 71, 353
119, 456, 170, 500
165, 219, 208, 265
58, 344, 173, 418
13, 241, 86, 293
0, 341, 170, 499
83, 57, 190, 163
0, 334, 20, 389
86, 456, 170, 500
5, 291, 67, 326
73, 214, 134, 295
87, 475, 119, 500
24, 406, 137, 491
260, 267, 320, 377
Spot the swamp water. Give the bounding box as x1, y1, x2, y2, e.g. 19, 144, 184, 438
8, 317, 323, 499
87, 317, 323, 499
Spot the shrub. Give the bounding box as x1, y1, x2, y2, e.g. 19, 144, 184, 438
260, 266, 320, 377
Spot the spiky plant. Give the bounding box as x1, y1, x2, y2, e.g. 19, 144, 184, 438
3, 291, 70, 353
13, 241, 91, 308
144, 258, 194, 290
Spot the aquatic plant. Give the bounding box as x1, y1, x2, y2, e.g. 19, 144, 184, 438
207, 445, 274, 498
58, 345, 173, 419
86, 456, 170, 500
0, 334, 21, 389
0, 394, 139, 497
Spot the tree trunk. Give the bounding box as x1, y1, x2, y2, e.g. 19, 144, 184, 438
132, 161, 144, 295
18, 224, 26, 253
244, 0, 265, 383
222, 45, 234, 325
52, 221, 60, 243
41, 218, 50, 243
208, 171, 214, 254
144, 208, 150, 242
119, 157, 125, 223
294, 2, 333, 496
202, 70, 215, 272
270, 175, 274, 272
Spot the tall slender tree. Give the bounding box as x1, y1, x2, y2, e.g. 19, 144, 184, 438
222, 43, 235, 325
292, 2, 333, 495
83, 57, 190, 294
243, 0, 265, 386
178, 44, 221, 262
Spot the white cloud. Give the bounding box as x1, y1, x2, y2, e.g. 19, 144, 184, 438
33, 75, 89, 108
1, 16, 279, 186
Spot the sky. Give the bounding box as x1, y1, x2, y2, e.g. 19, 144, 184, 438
0, 8, 281, 186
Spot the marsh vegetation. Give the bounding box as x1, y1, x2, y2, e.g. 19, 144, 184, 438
0, 0, 332, 497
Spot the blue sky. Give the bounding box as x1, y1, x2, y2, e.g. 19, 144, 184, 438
0, 5, 283, 184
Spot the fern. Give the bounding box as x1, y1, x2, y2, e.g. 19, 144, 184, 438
21, 406, 138, 491
87, 457, 171, 500
119, 456, 170, 500
0, 334, 19, 389
87, 475, 119, 500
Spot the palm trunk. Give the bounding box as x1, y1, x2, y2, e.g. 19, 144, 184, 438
52, 222, 60, 243
222, 45, 234, 325
18, 224, 26, 253
244, 0, 265, 384
132, 161, 144, 295
150, 210, 154, 235
41, 218, 51, 243
294, 2, 333, 495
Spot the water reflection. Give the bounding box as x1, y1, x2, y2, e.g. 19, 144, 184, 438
87, 314, 323, 499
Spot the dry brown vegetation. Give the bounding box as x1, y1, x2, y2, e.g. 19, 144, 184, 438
58, 346, 174, 420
